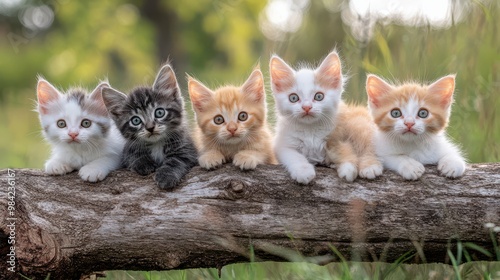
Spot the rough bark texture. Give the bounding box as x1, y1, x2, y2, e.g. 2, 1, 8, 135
1, 163, 499, 279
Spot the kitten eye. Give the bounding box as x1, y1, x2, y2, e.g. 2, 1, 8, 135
390, 109, 402, 118
214, 115, 224, 125
57, 119, 66, 128
130, 116, 142, 126
81, 119, 92, 128
155, 108, 166, 119
418, 109, 429, 118
314, 92, 324, 101
289, 93, 299, 103
238, 112, 248, 121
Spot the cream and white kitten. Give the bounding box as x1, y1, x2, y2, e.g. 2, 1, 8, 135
270, 51, 343, 184
37, 78, 124, 182
366, 74, 466, 180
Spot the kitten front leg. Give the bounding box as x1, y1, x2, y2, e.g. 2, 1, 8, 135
45, 155, 74, 175
327, 140, 358, 182
384, 155, 425, 180
358, 155, 383, 180
438, 154, 466, 178
122, 144, 157, 175
276, 146, 315, 184
155, 152, 197, 190
79, 154, 121, 182
198, 149, 225, 170
233, 150, 267, 170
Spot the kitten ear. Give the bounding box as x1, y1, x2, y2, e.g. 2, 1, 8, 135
37, 78, 61, 114
270, 55, 295, 93
89, 82, 111, 116
188, 76, 214, 112
428, 75, 455, 108
89, 82, 110, 102
101, 87, 127, 118
366, 74, 393, 108
315, 51, 342, 89
153, 64, 179, 95
241, 69, 265, 103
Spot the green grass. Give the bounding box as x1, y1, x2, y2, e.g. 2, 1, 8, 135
102, 261, 500, 280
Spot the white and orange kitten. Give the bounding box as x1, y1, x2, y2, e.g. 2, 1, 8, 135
367, 74, 466, 180
37, 78, 124, 182
188, 69, 276, 170
270, 51, 344, 184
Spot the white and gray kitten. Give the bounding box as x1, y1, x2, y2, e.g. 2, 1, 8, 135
37, 78, 124, 182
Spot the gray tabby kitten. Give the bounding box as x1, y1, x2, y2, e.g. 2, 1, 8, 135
102, 64, 198, 190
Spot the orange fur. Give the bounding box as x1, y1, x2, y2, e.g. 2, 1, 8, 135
188, 70, 277, 170
326, 103, 382, 180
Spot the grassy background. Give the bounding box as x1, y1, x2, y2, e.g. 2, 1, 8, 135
0, 0, 498, 168
103, 261, 500, 279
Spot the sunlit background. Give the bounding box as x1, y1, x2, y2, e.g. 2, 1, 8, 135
0, 0, 498, 168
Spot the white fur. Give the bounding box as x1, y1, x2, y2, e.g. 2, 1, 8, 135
273, 69, 342, 184
40, 98, 125, 182
150, 143, 165, 164
337, 162, 357, 182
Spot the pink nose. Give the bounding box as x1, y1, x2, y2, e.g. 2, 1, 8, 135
68, 132, 79, 139
227, 127, 237, 135
302, 105, 312, 113
405, 122, 414, 129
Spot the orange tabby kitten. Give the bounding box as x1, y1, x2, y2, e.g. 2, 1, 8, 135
188, 69, 276, 170
325, 103, 383, 182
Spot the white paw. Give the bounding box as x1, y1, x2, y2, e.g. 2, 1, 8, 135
359, 163, 383, 179
289, 163, 316, 184
78, 165, 108, 182
397, 159, 425, 180
438, 156, 466, 178
45, 160, 73, 175
233, 153, 259, 170
337, 162, 358, 182
199, 153, 225, 170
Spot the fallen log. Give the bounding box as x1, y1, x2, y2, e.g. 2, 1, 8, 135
1, 163, 499, 279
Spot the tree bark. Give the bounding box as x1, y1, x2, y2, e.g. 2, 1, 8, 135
1, 163, 499, 279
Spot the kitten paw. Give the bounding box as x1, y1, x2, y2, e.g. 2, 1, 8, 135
79, 165, 108, 182
45, 160, 73, 175
289, 163, 316, 184
337, 162, 358, 182
397, 159, 425, 180
233, 153, 260, 170
154, 167, 181, 191
438, 156, 466, 178
131, 162, 156, 176
359, 163, 383, 179
199, 152, 225, 170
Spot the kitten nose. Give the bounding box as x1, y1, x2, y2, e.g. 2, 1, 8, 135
146, 126, 155, 133
227, 122, 238, 135
405, 122, 415, 129
68, 132, 79, 139
302, 105, 312, 113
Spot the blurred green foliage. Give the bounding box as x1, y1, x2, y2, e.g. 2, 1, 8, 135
104, 261, 500, 279
0, 0, 498, 168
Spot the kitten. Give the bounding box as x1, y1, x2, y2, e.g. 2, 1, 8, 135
270, 51, 346, 184
36, 78, 124, 182
366, 74, 466, 180
325, 103, 383, 182
188, 69, 276, 170
102, 64, 198, 190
